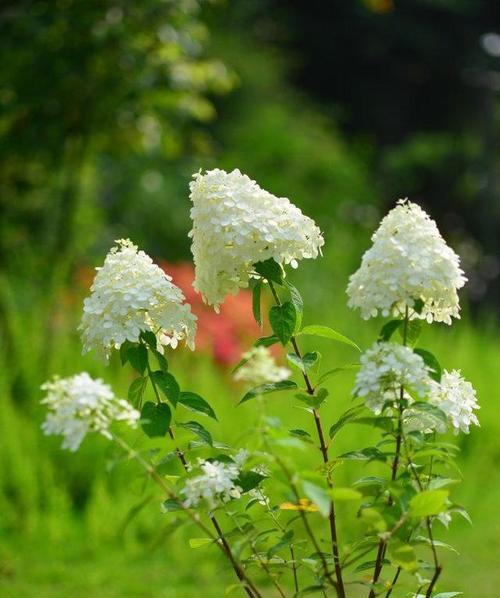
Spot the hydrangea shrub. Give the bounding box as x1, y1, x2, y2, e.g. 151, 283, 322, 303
42, 169, 479, 597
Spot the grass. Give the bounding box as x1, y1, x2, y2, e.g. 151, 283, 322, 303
0, 258, 498, 597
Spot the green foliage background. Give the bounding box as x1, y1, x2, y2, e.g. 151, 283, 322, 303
0, 1, 499, 596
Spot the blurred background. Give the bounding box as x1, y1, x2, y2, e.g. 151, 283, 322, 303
1, 1, 499, 596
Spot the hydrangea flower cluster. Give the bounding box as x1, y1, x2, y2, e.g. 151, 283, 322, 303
347, 200, 467, 324
181, 458, 243, 510
41, 373, 140, 451
428, 369, 480, 434
233, 346, 291, 386
189, 169, 324, 309
354, 342, 431, 414
80, 239, 197, 358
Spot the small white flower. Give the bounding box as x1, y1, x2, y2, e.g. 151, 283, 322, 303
347, 200, 467, 324
80, 239, 196, 358
181, 459, 243, 510
234, 346, 291, 386
354, 342, 431, 414
41, 373, 140, 451
189, 169, 324, 309
428, 369, 479, 434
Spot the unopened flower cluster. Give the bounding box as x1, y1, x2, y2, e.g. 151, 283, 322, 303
428, 369, 480, 434
354, 342, 431, 414
181, 458, 243, 510
233, 346, 291, 386
347, 200, 466, 324
41, 373, 140, 451
189, 169, 324, 309
80, 239, 197, 358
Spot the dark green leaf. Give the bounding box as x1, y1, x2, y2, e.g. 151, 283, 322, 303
178, 421, 213, 446
287, 351, 319, 373
162, 498, 183, 513
378, 320, 402, 342
253, 258, 283, 284
127, 344, 148, 374
140, 401, 171, 438
254, 335, 280, 348
154, 351, 168, 372
400, 319, 422, 346
119, 340, 135, 365
140, 330, 158, 350
328, 405, 365, 438
251, 279, 262, 327
284, 280, 303, 332
239, 380, 298, 404
413, 298, 425, 314
151, 370, 180, 406
178, 391, 217, 420
414, 348, 442, 382
269, 301, 296, 345
289, 429, 313, 442
237, 471, 267, 493
299, 325, 360, 352
128, 376, 147, 406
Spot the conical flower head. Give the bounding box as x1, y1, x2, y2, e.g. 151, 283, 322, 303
80, 239, 197, 358
189, 169, 324, 309
347, 200, 466, 324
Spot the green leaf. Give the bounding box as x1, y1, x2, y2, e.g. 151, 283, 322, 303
140, 402, 171, 438
254, 335, 280, 348
189, 538, 213, 548
298, 325, 360, 352
295, 387, 329, 409
267, 530, 294, 558
119, 340, 135, 365
329, 487, 362, 502
409, 490, 449, 518
354, 559, 389, 573
269, 301, 296, 345
178, 391, 217, 420
161, 498, 183, 513
237, 471, 267, 493
414, 348, 442, 382
433, 593, 463, 598
289, 429, 313, 442
413, 298, 425, 314
378, 320, 402, 342
178, 421, 213, 446
253, 258, 283, 284
154, 351, 168, 373
151, 370, 180, 406
352, 416, 394, 432
400, 319, 422, 346
251, 279, 262, 327
287, 351, 320, 373
128, 376, 147, 406
389, 542, 417, 572
409, 402, 448, 427
127, 344, 148, 374
239, 380, 298, 404
284, 280, 303, 332
328, 405, 365, 439
317, 364, 359, 385
360, 507, 387, 532
140, 330, 158, 350
301, 480, 331, 518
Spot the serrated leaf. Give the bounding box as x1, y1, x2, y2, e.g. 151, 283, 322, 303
178, 391, 217, 420
284, 280, 303, 332
409, 489, 449, 518
269, 301, 296, 345
254, 258, 283, 284
301, 480, 331, 518
127, 344, 148, 374
239, 380, 298, 404
299, 325, 360, 352
178, 420, 213, 446
128, 376, 147, 406
328, 405, 365, 438
151, 370, 180, 406
254, 334, 280, 348
251, 279, 262, 327
140, 401, 171, 438
414, 348, 442, 382
378, 320, 402, 342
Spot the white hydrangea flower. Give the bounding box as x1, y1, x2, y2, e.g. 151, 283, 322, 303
347, 200, 467, 324
181, 459, 243, 510
233, 346, 291, 386
80, 239, 197, 358
428, 369, 479, 434
189, 169, 324, 309
354, 342, 431, 414
41, 373, 140, 451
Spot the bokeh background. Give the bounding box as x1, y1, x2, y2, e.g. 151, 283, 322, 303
1, 1, 499, 596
